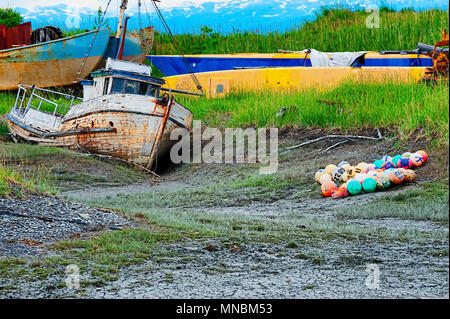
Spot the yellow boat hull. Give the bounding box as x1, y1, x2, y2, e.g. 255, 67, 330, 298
163, 66, 427, 98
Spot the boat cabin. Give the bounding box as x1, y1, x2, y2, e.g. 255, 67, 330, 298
8, 58, 168, 135
82, 58, 165, 101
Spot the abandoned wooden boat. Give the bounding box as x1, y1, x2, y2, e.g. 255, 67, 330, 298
0, 28, 111, 90
6, 58, 193, 170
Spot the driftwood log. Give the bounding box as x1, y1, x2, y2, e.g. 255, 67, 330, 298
285, 128, 383, 151
324, 140, 350, 152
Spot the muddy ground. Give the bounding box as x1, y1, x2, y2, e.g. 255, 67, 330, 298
0, 130, 448, 298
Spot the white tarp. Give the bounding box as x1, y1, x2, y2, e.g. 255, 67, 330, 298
301, 49, 369, 67
106, 58, 152, 76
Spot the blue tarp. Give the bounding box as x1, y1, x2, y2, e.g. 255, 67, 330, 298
147, 55, 433, 76
147, 56, 311, 76
363, 57, 432, 67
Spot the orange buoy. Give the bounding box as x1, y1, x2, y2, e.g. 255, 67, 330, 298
410, 153, 425, 167
416, 150, 428, 164
389, 169, 405, 184
403, 169, 416, 182
321, 181, 337, 197
332, 186, 348, 199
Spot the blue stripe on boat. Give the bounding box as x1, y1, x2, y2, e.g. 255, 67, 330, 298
1, 28, 111, 63
363, 58, 433, 67
147, 56, 310, 76
147, 55, 433, 76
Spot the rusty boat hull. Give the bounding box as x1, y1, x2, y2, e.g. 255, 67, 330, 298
0, 28, 111, 90
7, 92, 193, 168
57, 94, 193, 166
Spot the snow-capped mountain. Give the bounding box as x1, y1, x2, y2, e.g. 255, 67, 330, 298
11, 0, 450, 34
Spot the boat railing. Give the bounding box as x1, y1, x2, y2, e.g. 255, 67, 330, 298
12, 84, 82, 118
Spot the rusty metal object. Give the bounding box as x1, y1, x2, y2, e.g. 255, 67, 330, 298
421, 29, 449, 83
57, 100, 191, 168
0, 22, 31, 50
0, 28, 111, 90
0, 56, 104, 90
57, 96, 191, 167
432, 30, 449, 75
140, 26, 155, 56
9, 95, 191, 168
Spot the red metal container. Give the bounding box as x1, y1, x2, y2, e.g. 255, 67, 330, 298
0, 22, 31, 50
0, 24, 7, 50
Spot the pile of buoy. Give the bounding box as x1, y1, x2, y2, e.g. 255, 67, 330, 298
315, 150, 428, 199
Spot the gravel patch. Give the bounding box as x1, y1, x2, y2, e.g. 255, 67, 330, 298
0, 194, 136, 257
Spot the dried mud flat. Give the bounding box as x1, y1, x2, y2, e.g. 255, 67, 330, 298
0, 131, 449, 299
4, 239, 448, 299
55, 188, 448, 298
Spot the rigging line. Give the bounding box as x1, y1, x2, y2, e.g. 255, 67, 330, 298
137, 0, 145, 59
142, 0, 153, 32
138, 1, 143, 33
149, 0, 204, 94
142, 0, 155, 64
69, 0, 113, 97
142, 0, 152, 30
139, 0, 156, 67
138, 0, 155, 58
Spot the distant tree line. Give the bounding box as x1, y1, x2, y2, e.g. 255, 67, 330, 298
0, 8, 23, 27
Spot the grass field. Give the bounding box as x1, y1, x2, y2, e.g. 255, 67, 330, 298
1, 81, 449, 146
178, 81, 449, 146
0, 162, 56, 197
153, 8, 449, 55
0, 93, 14, 136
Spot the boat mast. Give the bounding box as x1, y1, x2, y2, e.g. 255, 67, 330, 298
150, 0, 203, 95
116, 0, 129, 39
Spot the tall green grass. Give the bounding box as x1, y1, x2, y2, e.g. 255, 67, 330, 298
178, 81, 449, 145
0, 89, 80, 136
153, 8, 449, 55
0, 92, 15, 115
0, 163, 56, 196
0, 92, 15, 136
1, 81, 448, 145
